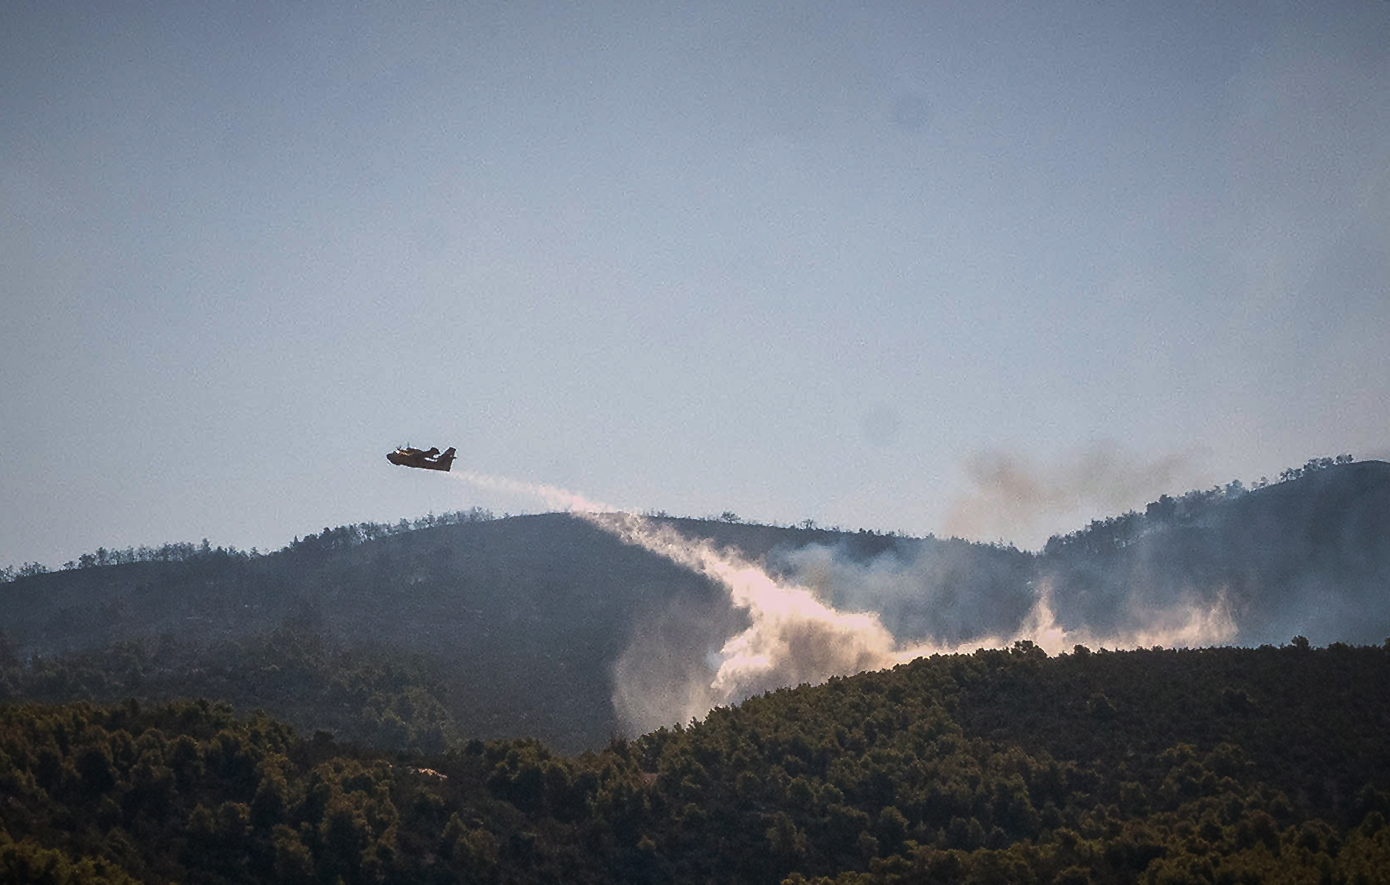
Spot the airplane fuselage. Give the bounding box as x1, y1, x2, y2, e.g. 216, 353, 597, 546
387, 446, 456, 471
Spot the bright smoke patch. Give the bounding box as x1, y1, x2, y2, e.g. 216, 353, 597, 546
892, 583, 1238, 660
592, 512, 900, 711
452, 472, 1238, 735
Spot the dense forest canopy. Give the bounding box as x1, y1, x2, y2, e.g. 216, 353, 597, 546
1, 643, 1387, 884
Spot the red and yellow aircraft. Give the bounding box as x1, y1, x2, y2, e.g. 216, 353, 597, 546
386, 445, 456, 472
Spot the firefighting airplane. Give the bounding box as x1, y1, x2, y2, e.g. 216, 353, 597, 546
386, 445, 457, 472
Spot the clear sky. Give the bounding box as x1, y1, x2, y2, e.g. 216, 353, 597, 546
3, 1, 1387, 569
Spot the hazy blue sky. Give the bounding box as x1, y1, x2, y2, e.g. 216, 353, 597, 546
3, 1, 1387, 568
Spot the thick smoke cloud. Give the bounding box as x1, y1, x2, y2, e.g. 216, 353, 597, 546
768, 539, 1035, 647
593, 512, 901, 732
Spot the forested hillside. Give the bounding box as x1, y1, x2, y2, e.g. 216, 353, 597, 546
2, 643, 1387, 884
0, 515, 1008, 752
1038, 458, 1390, 645
2, 459, 1387, 752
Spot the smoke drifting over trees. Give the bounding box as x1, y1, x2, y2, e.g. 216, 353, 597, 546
445, 460, 1387, 736
590, 460, 1386, 734
2, 457, 1386, 747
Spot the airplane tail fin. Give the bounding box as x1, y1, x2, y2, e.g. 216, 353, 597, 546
438, 447, 457, 470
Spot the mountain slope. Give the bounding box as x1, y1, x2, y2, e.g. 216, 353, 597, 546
2, 461, 1387, 751
1038, 460, 1390, 646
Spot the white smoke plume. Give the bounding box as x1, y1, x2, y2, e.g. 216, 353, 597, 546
452, 470, 616, 514
452, 472, 901, 727
452, 471, 1238, 735
898, 582, 1237, 659
595, 511, 899, 715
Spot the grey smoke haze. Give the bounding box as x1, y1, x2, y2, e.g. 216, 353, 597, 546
769, 540, 1035, 647
603, 518, 1251, 735
945, 443, 1202, 549
610, 594, 740, 737
608, 526, 1250, 735
618, 461, 1389, 733
457, 464, 1390, 738
772, 539, 1242, 649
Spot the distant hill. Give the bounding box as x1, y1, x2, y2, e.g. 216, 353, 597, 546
2, 459, 1387, 752
1037, 459, 1390, 646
